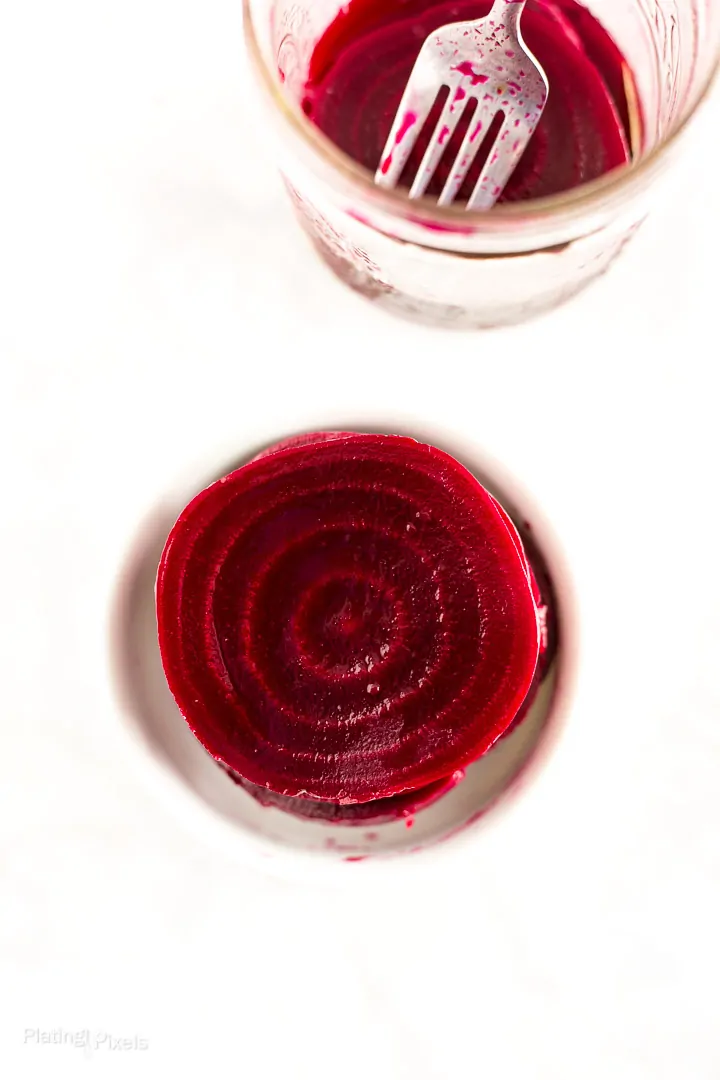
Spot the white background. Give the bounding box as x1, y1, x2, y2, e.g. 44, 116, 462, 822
2, 1, 720, 1077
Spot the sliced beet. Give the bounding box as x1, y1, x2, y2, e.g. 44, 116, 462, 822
157, 433, 540, 804
302, 0, 631, 203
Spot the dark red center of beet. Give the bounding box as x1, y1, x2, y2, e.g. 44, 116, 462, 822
157, 434, 540, 804
301, 0, 633, 202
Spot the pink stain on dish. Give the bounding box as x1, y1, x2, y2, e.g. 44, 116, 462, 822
439, 125, 451, 145
506, 49, 515, 58
408, 215, 473, 235
454, 86, 467, 102
345, 856, 367, 862
454, 61, 489, 85
380, 154, 392, 175
470, 121, 483, 141
405, 817, 414, 829
349, 210, 372, 227
508, 81, 521, 93
396, 110, 417, 143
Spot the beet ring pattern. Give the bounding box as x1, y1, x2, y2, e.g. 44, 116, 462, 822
157, 434, 540, 804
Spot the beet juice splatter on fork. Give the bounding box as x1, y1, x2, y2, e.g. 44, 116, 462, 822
302, 0, 635, 203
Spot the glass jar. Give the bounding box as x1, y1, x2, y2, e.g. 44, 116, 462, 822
243, 0, 720, 328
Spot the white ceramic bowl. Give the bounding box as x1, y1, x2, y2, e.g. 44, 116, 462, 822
109, 428, 577, 877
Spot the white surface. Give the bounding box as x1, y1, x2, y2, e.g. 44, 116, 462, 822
1, 2, 720, 1077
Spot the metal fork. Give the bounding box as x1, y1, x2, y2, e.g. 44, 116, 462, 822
374, 0, 548, 211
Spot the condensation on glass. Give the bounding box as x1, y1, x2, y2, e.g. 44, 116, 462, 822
245, 1, 720, 328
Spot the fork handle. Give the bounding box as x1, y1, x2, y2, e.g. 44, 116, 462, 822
490, 0, 527, 27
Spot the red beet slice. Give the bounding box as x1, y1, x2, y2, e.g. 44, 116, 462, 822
302, 0, 631, 203
157, 434, 540, 804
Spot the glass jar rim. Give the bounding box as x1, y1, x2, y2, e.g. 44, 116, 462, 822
242, 0, 720, 233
